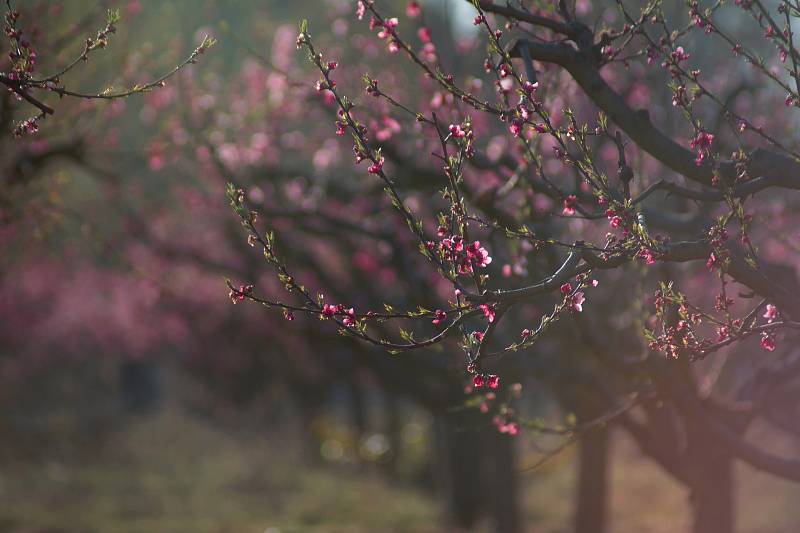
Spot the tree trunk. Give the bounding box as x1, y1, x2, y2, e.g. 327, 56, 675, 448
432, 411, 484, 529
574, 423, 610, 533
687, 420, 734, 533
689, 449, 734, 533
486, 429, 520, 533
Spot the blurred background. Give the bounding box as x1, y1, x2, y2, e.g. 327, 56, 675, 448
2, 1, 800, 532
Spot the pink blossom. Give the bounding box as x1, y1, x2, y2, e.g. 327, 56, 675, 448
448, 124, 466, 138
406, 1, 421, 17
562, 194, 578, 216
763, 304, 778, 323
522, 81, 538, 95
487, 374, 500, 389
418, 27, 431, 43
671, 46, 690, 63
432, 309, 447, 325
760, 332, 776, 352
342, 307, 356, 327
560, 283, 572, 295
571, 291, 585, 312
473, 374, 485, 388
466, 240, 492, 268
367, 157, 384, 174
480, 304, 496, 323
356, 1, 366, 20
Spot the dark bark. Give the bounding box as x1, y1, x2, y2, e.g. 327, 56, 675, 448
687, 419, 734, 533
432, 411, 484, 529
574, 424, 610, 533
487, 429, 520, 533
689, 456, 734, 533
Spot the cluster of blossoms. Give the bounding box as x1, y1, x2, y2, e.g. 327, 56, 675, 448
560, 283, 586, 313
562, 194, 578, 216
12, 116, 38, 138
650, 286, 782, 358
648, 306, 710, 359
322, 303, 357, 327
472, 372, 500, 390
604, 205, 632, 235
492, 415, 520, 436
689, 2, 714, 34
706, 225, 730, 271
759, 304, 780, 351
636, 245, 659, 266
662, 45, 690, 71
4, 7, 37, 81
689, 130, 715, 166
358, 0, 401, 54
429, 232, 492, 275
479, 304, 496, 323
228, 284, 254, 304
505, 83, 543, 137
448, 122, 476, 157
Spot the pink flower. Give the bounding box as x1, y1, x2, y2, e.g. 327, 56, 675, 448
480, 304, 496, 323
377, 18, 398, 39
322, 304, 336, 318
706, 252, 720, 270
521, 329, 532, 338
690, 131, 714, 166
571, 292, 585, 312
763, 304, 778, 323
356, 0, 366, 20
671, 46, 690, 63
473, 14, 485, 25
487, 374, 500, 389
690, 131, 714, 150
342, 307, 356, 327
522, 81, 538, 95
228, 284, 254, 304
367, 157, 384, 174
560, 283, 572, 295
562, 194, 578, 216
432, 309, 447, 326
760, 332, 776, 352
449, 123, 466, 138
406, 1, 421, 17
509, 119, 523, 137
471, 331, 484, 342
473, 374, 485, 388
418, 27, 431, 43
466, 240, 492, 268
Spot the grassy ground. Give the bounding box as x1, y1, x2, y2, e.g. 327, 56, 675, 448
2, 406, 800, 532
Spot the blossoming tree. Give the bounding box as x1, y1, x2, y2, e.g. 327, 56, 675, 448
222, 1, 800, 532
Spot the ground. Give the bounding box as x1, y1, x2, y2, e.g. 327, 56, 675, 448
1, 405, 799, 533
